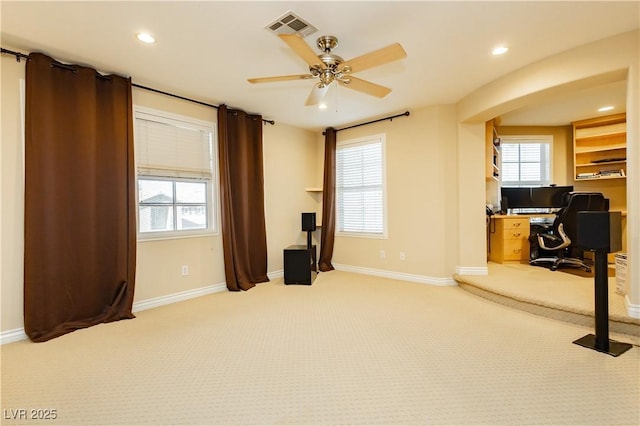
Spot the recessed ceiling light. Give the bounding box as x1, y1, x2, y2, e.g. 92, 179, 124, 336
318, 103, 328, 110
598, 105, 614, 112
492, 46, 509, 56
136, 32, 156, 44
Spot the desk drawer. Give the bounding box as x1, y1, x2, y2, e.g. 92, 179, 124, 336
499, 217, 528, 231
500, 239, 529, 261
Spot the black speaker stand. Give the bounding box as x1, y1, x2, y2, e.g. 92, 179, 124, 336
572, 250, 632, 357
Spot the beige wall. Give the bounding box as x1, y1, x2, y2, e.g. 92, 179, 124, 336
1, 53, 25, 332
328, 106, 459, 280
1, 56, 317, 333
263, 123, 319, 269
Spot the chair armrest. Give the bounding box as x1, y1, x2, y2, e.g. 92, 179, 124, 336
537, 223, 571, 251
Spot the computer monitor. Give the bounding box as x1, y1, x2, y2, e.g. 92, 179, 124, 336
530, 186, 573, 208
500, 185, 574, 212
500, 187, 532, 210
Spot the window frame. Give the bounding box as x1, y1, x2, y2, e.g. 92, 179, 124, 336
134, 106, 219, 241
500, 135, 553, 187
335, 133, 388, 239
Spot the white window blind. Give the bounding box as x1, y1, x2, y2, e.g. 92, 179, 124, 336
501, 136, 551, 187
336, 135, 386, 237
135, 110, 213, 179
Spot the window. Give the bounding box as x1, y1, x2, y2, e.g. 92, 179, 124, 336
134, 107, 217, 239
336, 134, 387, 238
500, 136, 552, 187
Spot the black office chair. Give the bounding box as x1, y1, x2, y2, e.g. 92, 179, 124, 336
529, 192, 607, 272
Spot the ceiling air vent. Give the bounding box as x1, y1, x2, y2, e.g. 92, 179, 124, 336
266, 10, 318, 38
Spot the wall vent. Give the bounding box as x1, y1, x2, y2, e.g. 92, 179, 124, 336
265, 10, 318, 38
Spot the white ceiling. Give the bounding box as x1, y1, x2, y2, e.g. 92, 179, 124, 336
1, 1, 638, 131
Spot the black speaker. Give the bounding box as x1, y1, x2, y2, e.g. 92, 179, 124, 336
284, 245, 317, 285
576, 211, 622, 252
501, 196, 508, 215
302, 212, 316, 232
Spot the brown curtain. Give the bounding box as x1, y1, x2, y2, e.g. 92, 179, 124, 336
24, 53, 136, 342
217, 105, 269, 291
319, 128, 336, 271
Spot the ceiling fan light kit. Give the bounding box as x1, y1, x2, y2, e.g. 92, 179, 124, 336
248, 34, 407, 106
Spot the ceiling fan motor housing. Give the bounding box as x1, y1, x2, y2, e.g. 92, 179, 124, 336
310, 35, 350, 86
317, 35, 338, 52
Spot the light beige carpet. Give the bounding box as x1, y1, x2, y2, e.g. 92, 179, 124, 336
2, 271, 639, 425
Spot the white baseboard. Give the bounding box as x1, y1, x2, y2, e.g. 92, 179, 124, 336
1, 271, 290, 345
455, 265, 489, 276
268, 269, 284, 280
625, 295, 640, 319
0, 328, 28, 345
132, 282, 228, 313
1, 282, 229, 345
333, 263, 456, 286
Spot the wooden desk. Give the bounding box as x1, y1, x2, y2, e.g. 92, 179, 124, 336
488, 215, 531, 263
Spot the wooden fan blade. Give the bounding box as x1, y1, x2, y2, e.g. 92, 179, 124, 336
305, 84, 330, 106
248, 74, 314, 84
338, 76, 391, 98
341, 43, 407, 73
279, 34, 324, 68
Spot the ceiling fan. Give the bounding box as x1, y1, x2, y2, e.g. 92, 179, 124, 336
248, 34, 407, 106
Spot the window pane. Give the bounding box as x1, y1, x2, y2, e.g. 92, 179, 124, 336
177, 205, 207, 230
176, 181, 206, 203
502, 163, 519, 181
520, 144, 541, 161
139, 205, 174, 232
520, 163, 541, 181
501, 144, 519, 162
139, 179, 173, 204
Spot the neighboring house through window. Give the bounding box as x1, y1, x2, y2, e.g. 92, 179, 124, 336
336, 134, 387, 238
134, 106, 218, 239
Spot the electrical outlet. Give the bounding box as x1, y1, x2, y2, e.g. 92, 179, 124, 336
399, 252, 406, 261
380, 250, 386, 259
181, 265, 189, 276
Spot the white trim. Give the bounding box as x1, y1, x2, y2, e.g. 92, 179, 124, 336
1, 275, 299, 344
132, 282, 227, 313
455, 265, 489, 276
268, 269, 284, 280
333, 263, 456, 286
0, 328, 28, 345
625, 295, 640, 319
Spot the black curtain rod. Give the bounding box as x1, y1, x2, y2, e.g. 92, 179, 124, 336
324, 110, 411, 135
132, 84, 275, 125
1, 47, 29, 62
1, 47, 275, 126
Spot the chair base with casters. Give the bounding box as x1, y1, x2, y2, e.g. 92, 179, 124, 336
529, 222, 592, 272
529, 254, 592, 272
